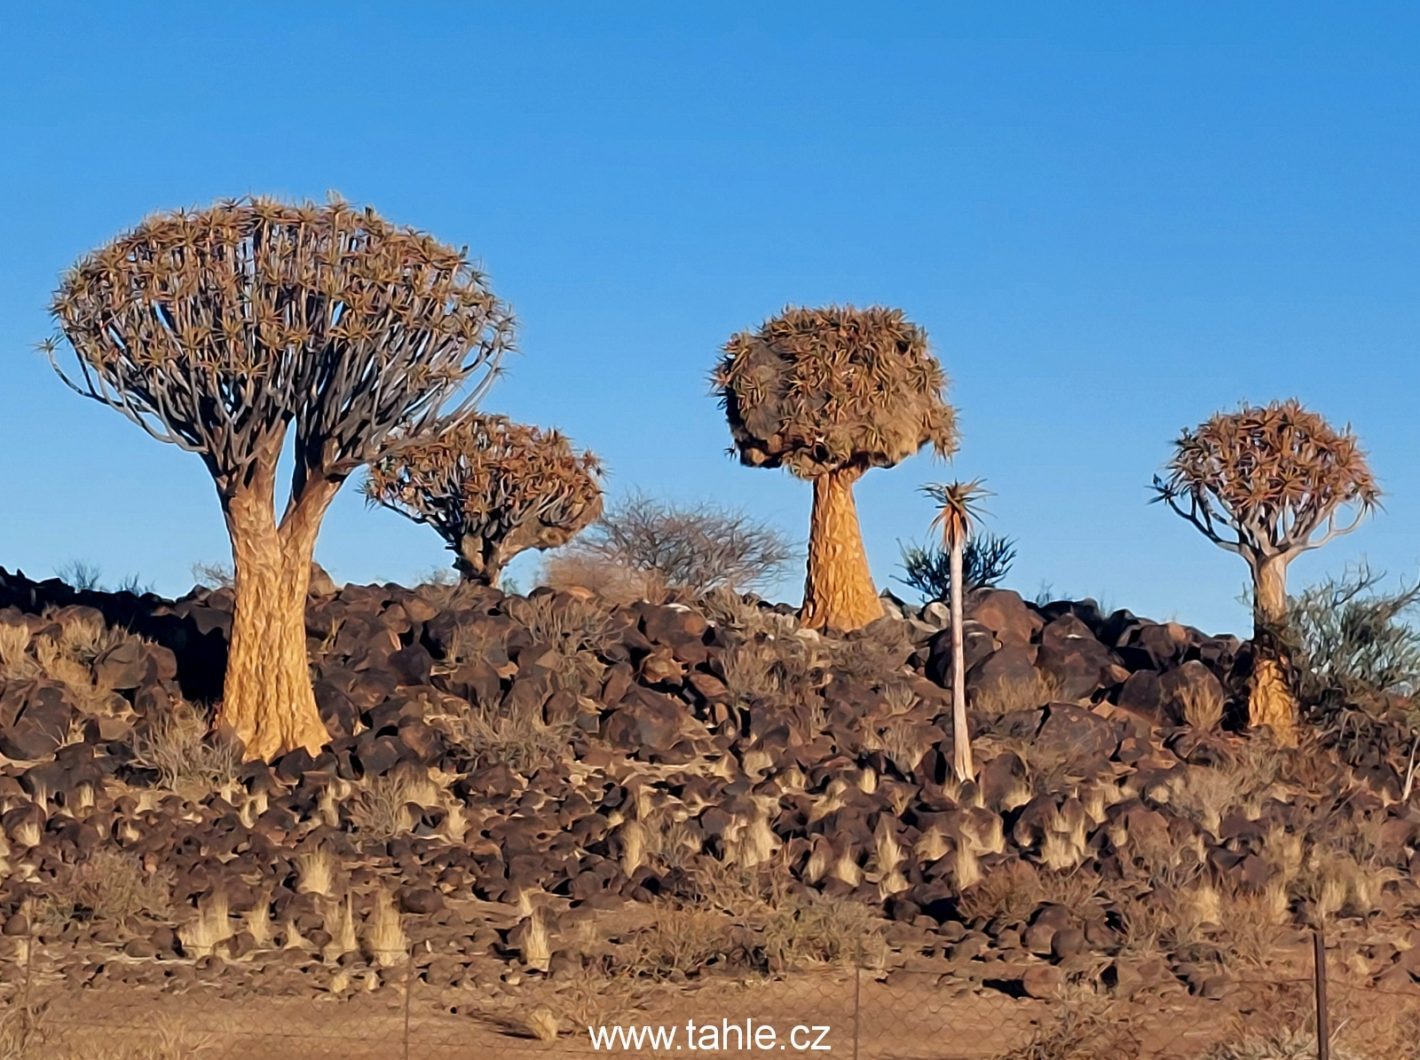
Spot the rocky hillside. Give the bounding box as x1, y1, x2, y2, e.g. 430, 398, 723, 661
1, 568, 1418, 1034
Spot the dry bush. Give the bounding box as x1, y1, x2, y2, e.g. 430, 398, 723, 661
59, 1020, 215, 1059
130, 700, 240, 797
539, 552, 665, 606
0, 1000, 52, 1057
974, 670, 1062, 717
347, 774, 420, 839
558, 492, 795, 595
1169, 766, 1247, 836
435, 689, 572, 773
761, 892, 885, 971
35, 848, 173, 934
697, 587, 798, 639
1214, 881, 1289, 968
958, 859, 1047, 924
719, 638, 818, 707
681, 858, 783, 919
500, 593, 612, 695
190, 561, 234, 590
1285, 562, 1420, 711
821, 623, 915, 688
998, 992, 1139, 1059
505, 589, 612, 649
617, 905, 736, 980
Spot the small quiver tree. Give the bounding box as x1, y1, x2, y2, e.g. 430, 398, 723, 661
45, 198, 513, 760
1153, 399, 1379, 743
923, 480, 991, 781
364, 415, 603, 587
714, 306, 957, 632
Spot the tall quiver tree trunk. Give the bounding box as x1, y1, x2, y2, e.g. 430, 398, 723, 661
1249, 554, 1296, 745
219, 465, 335, 760
800, 468, 883, 632
949, 536, 973, 780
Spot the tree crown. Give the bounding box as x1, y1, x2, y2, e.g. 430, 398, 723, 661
46, 197, 514, 500
363, 415, 603, 554
1153, 399, 1380, 561
713, 305, 957, 479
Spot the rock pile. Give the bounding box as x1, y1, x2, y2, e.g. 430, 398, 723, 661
1, 567, 1418, 1006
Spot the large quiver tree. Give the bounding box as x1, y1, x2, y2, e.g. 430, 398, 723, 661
364, 415, 603, 586
1153, 399, 1379, 742
46, 198, 513, 760
714, 305, 957, 632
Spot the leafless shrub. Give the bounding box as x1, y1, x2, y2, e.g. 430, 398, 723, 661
190, 561, 234, 590
435, 690, 572, 773
130, 700, 240, 797
957, 860, 1047, 924
617, 905, 735, 980
55, 559, 105, 591
33, 849, 172, 936
347, 774, 422, 839
561, 492, 796, 595
761, 892, 885, 971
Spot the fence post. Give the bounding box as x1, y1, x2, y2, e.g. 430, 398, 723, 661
853, 964, 861, 1060
1313, 927, 1329, 1060
403, 947, 413, 1060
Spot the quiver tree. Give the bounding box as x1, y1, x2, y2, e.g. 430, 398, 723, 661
364, 415, 603, 586
45, 198, 514, 760
714, 306, 957, 632
923, 480, 991, 781
1153, 399, 1379, 742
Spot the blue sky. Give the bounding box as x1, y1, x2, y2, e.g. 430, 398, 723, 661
1, 3, 1416, 636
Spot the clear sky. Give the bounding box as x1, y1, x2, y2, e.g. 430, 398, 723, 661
1, 3, 1416, 636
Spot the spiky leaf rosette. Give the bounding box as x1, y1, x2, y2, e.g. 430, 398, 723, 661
365, 415, 604, 582
46, 197, 515, 498
713, 305, 957, 478
1153, 399, 1380, 559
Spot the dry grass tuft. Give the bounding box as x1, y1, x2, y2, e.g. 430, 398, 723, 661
130, 700, 239, 797
973, 670, 1062, 717
179, 890, 232, 958
364, 887, 407, 967
296, 848, 336, 898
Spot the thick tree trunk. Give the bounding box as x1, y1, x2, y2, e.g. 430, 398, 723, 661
215, 475, 332, 761
949, 538, 973, 781
1249, 554, 1297, 745
800, 468, 883, 632
453, 536, 499, 587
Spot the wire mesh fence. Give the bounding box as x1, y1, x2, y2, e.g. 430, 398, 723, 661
3, 924, 1418, 1058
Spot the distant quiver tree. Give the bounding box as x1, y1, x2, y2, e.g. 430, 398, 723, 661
44, 198, 514, 760
714, 306, 956, 632
1153, 399, 1379, 742
364, 415, 603, 587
